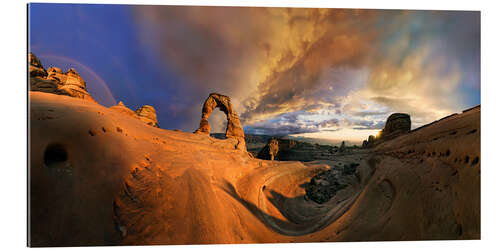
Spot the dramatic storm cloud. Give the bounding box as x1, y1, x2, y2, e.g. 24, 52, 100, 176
30, 4, 480, 143
132, 7, 479, 139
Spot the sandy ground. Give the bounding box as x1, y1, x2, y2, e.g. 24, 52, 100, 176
29, 92, 480, 246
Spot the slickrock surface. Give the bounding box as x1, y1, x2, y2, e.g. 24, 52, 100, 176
195, 93, 245, 150
109, 102, 159, 128
109, 101, 137, 117
29, 92, 480, 246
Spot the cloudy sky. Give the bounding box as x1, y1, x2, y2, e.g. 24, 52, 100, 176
29, 4, 480, 143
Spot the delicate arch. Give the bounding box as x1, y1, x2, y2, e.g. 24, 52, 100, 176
194, 93, 245, 146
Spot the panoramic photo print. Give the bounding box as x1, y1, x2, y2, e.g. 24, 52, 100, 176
28, 3, 480, 246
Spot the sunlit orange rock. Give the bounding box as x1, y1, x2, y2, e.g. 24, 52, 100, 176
28, 53, 96, 102
110, 101, 160, 128
135, 105, 159, 128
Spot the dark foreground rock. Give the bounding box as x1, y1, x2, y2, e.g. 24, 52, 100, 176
305, 163, 359, 204
381, 113, 411, 139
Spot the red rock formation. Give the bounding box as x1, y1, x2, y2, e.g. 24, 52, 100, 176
29, 53, 160, 128
135, 105, 159, 128
29, 52, 47, 78
362, 113, 410, 147
110, 101, 160, 128
194, 93, 245, 149
257, 138, 280, 160
381, 113, 411, 140
29, 53, 96, 102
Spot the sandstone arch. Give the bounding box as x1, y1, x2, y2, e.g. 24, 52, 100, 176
194, 93, 245, 148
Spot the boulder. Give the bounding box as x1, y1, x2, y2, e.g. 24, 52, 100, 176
257, 138, 280, 160
194, 93, 245, 149
381, 113, 411, 140
135, 105, 159, 128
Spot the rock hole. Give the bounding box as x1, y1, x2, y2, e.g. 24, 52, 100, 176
471, 156, 479, 165
446, 150, 450, 157
465, 156, 470, 164
116, 127, 123, 133
432, 152, 436, 156
102, 127, 107, 133
467, 129, 477, 134
88, 130, 95, 136
44, 143, 68, 168
449, 131, 457, 135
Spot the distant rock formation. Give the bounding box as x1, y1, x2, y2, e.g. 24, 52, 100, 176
362, 135, 377, 148
29, 52, 96, 102
194, 93, 245, 149
380, 113, 411, 140
110, 101, 159, 128
256, 137, 337, 161
257, 138, 280, 160
362, 113, 411, 148
339, 141, 346, 152
135, 105, 159, 128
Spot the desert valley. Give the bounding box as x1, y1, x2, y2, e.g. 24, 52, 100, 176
28, 52, 480, 246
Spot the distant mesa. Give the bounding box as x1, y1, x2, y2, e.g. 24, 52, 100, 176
110, 101, 160, 128
194, 93, 246, 149
29, 52, 96, 102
